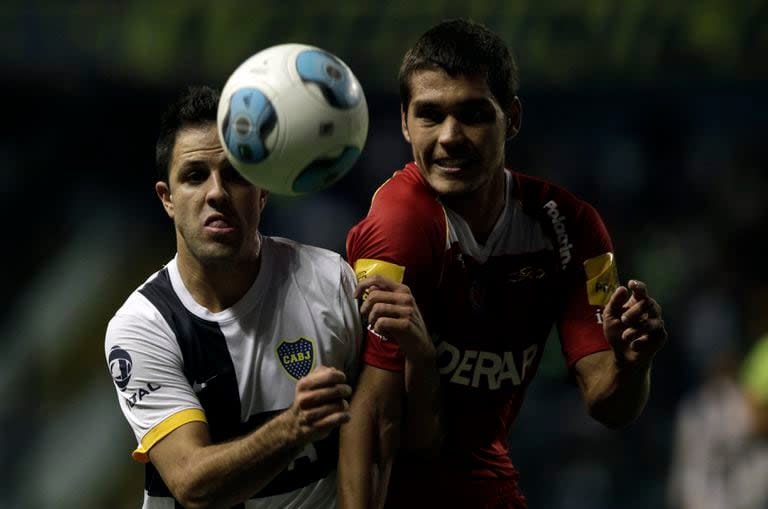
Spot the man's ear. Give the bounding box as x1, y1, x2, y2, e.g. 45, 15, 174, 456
155, 181, 174, 219
506, 96, 523, 140
401, 105, 411, 144
259, 189, 268, 212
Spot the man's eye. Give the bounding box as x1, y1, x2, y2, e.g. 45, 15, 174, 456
460, 108, 494, 124
184, 171, 204, 182
417, 109, 443, 123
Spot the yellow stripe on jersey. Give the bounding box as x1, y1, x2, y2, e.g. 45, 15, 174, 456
584, 252, 619, 306
132, 408, 207, 463
353, 259, 405, 284
367, 175, 395, 214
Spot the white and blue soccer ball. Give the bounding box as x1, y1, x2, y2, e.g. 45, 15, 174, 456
217, 43, 369, 196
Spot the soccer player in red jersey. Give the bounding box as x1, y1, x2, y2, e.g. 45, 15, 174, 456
338, 19, 668, 509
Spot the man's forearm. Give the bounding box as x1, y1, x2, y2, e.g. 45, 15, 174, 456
403, 354, 443, 453
338, 405, 376, 509
174, 410, 304, 509
585, 357, 652, 429
338, 365, 403, 509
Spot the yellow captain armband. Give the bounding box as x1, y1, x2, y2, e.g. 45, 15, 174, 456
583, 252, 619, 306
353, 259, 405, 284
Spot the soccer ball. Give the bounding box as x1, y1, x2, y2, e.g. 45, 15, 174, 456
217, 43, 369, 196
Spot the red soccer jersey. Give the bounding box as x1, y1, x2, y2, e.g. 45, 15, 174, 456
346, 163, 618, 506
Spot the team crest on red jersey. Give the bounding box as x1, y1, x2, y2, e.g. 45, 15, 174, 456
276, 337, 316, 380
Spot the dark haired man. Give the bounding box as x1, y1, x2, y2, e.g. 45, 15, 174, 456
105, 85, 427, 508
339, 19, 668, 508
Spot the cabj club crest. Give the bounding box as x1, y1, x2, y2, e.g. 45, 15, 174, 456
276, 337, 316, 380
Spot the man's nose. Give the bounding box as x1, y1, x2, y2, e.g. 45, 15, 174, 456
206, 172, 229, 203
438, 116, 466, 146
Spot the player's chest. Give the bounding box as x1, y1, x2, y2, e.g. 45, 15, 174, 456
438, 244, 561, 324
181, 313, 348, 416
221, 317, 347, 386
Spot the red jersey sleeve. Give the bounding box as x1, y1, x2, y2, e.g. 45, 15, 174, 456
346, 164, 447, 371
555, 199, 616, 367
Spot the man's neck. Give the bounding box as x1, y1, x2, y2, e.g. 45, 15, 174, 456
176, 249, 261, 313
444, 170, 506, 246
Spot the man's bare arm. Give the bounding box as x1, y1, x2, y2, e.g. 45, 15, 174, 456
338, 364, 403, 509
149, 366, 351, 509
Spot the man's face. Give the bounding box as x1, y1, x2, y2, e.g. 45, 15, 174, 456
155, 123, 266, 267
401, 69, 518, 197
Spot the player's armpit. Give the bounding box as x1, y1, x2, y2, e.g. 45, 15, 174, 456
338, 364, 404, 509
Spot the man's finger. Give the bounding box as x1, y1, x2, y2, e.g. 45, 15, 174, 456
368, 302, 412, 325
604, 285, 631, 318
302, 400, 350, 424
629, 336, 654, 352
360, 290, 410, 316
311, 408, 352, 430
356, 275, 406, 299
354, 283, 378, 300
622, 327, 643, 343
628, 280, 648, 302
621, 299, 656, 325
297, 384, 353, 409
297, 366, 347, 391
372, 316, 410, 336
622, 319, 665, 343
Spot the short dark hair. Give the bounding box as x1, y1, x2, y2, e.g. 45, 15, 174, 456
398, 19, 520, 114
155, 85, 220, 182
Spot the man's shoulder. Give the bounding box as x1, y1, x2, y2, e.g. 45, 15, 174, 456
105, 272, 179, 363
511, 170, 602, 227
111, 266, 171, 321
266, 236, 344, 265
265, 236, 350, 284
512, 171, 590, 209
368, 162, 443, 217
351, 163, 445, 238
347, 164, 448, 264
105, 264, 176, 340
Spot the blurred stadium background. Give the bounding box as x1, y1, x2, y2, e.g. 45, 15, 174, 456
1, 1, 766, 507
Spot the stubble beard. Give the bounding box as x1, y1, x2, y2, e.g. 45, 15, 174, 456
191, 228, 262, 271
178, 224, 244, 270
437, 165, 505, 216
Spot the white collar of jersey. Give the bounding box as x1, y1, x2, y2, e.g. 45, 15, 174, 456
443, 170, 514, 264
167, 235, 273, 322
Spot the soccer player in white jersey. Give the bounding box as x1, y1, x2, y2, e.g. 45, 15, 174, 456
105, 85, 428, 509
668, 335, 768, 509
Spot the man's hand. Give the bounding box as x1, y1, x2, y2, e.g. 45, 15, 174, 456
356, 275, 433, 361
602, 280, 667, 367
290, 366, 352, 444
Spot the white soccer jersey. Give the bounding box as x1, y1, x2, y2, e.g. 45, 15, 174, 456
105, 235, 362, 509
668, 377, 768, 509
